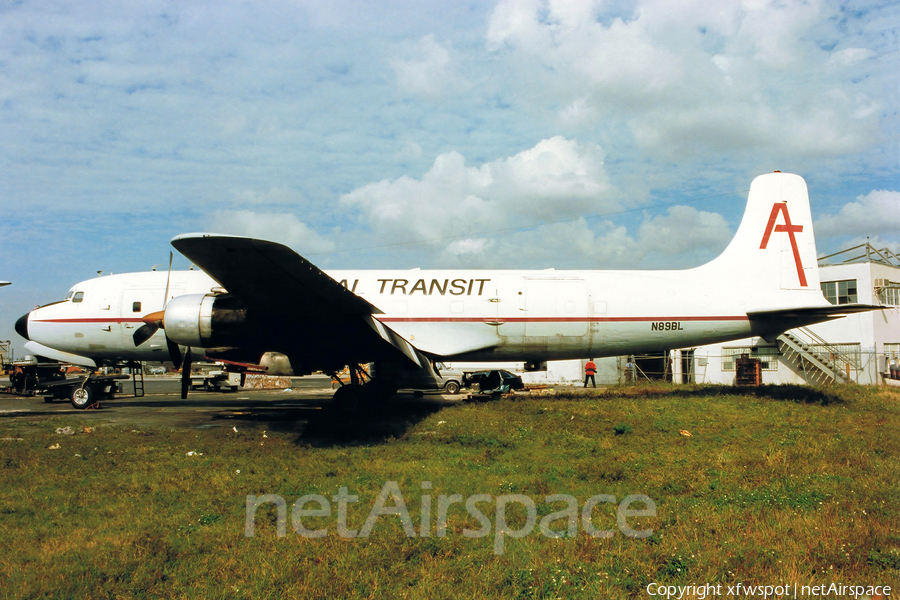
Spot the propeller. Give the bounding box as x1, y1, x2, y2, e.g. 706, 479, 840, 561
133, 252, 189, 388
133, 252, 173, 348
132, 311, 164, 346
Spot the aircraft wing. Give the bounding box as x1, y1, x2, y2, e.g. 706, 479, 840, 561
170, 234, 428, 368
171, 234, 379, 317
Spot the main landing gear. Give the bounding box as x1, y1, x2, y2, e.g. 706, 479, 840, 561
330, 364, 395, 414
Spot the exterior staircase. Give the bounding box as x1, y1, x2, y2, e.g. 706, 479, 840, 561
777, 328, 853, 385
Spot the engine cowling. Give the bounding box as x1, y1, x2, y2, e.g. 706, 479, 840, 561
163, 294, 248, 348
163, 294, 215, 347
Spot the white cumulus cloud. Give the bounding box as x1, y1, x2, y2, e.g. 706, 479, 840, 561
207, 210, 335, 254
340, 136, 614, 245
815, 190, 900, 240
390, 34, 466, 96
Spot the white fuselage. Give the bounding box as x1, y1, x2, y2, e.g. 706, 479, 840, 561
23, 264, 820, 365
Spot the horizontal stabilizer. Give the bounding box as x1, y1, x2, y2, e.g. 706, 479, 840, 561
748, 304, 886, 337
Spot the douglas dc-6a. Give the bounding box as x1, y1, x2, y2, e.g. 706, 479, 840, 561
15, 173, 878, 409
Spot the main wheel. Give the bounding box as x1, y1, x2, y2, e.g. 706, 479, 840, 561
70, 385, 95, 409
332, 386, 361, 413
444, 380, 461, 395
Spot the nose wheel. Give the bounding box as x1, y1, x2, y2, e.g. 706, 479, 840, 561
70, 385, 95, 409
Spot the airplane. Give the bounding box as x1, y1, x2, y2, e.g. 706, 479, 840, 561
15, 172, 880, 409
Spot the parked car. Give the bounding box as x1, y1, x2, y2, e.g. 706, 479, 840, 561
432, 362, 465, 394
464, 369, 524, 393
398, 362, 465, 394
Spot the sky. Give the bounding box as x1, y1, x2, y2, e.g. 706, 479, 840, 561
1, 0, 898, 357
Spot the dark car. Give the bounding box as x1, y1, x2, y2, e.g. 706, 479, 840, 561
464, 369, 524, 393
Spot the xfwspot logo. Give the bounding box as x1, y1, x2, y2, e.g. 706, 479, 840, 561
646, 582, 892, 599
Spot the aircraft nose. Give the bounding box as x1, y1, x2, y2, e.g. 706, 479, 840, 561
15, 312, 30, 340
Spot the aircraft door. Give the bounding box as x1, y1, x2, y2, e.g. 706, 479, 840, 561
494, 280, 526, 340
524, 279, 588, 338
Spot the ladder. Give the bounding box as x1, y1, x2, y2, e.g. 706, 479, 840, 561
131, 362, 145, 397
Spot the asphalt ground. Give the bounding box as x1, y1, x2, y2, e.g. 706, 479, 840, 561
0, 375, 469, 434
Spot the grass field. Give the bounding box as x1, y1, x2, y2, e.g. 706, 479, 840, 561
1, 384, 899, 599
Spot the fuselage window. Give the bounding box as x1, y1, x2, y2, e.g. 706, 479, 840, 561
72, 291, 84, 303
133, 301, 142, 313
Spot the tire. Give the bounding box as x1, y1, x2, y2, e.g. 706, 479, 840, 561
11, 373, 24, 394
332, 386, 361, 413
444, 380, 461, 395
70, 385, 95, 409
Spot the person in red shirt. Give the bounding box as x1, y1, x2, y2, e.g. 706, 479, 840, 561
584, 359, 597, 388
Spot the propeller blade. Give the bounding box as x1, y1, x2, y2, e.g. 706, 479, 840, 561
163, 251, 173, 308
132, 323, 160, 347
167, 337, 183, 370
180, 347, 193, 399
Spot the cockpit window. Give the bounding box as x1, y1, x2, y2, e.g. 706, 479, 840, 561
66, 291, 74, 300
72, 291, 84, 303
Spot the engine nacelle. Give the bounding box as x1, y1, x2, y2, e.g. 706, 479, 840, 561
164, 293, 250, 348
164, 294, 216, 347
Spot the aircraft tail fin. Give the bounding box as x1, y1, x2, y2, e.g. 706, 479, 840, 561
697, 172, 822, 293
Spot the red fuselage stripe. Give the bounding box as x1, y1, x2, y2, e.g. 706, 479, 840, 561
33, 318, 146, 323
35, 316, 749, 325
378, 316, 749, 323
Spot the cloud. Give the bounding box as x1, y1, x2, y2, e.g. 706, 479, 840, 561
206, 210, 335, 254
827, 47, 875, 67
636, 205, 732, 257
390, 34, 466, 96
485, 0, 881, 158
227, 187, 306, 207
339, 136, 614, 248
394, 140, 423, 162
815, 190, 900, 240
338, 136, 735, 269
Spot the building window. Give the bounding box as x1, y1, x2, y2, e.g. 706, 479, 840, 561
885, 344, 900, 361
821, 280, 858, 305
879, 283, 900, 307
722, 347, 779, 371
